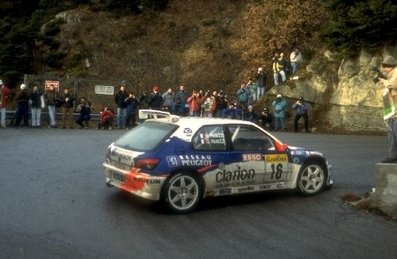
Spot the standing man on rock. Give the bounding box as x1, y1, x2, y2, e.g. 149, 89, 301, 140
378, 55, 397, 163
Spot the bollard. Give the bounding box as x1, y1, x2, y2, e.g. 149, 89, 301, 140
369, 163, 397, 218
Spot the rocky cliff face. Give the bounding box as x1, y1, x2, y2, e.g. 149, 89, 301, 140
268, 47, 397, 133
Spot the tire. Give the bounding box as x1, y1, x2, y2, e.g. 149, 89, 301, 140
297, 162, 327, 196
163, 172, 202, 214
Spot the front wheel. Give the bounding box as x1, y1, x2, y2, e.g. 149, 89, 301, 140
297, 163, 327, 196
163, 173, 202, 214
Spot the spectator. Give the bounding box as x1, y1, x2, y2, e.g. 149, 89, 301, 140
114, 84, 128, 129
30, 85, 43, 128
162, 88, 174, 112
292, 96, 310, 133
290, 48, 302, 75
236, 83, 249, 110
75, 97, 91, 129
99, 106, 115, 130
246, 78, 258, 104
201, 91, 215, 118
125, 93, 141, 128
256, 67, 267, 99
187, 90, 201, 117
378, 55, 397, 163
44, 83, 58, 128
15, 84, 30, 128
0, 80, 10, 128
244, 105, 259, 124
216, 91, 227, 118
273, 53, 287, 86
259, 107, 272, 130
223, 102, 243, 119
59, 88, 75, 129
278, 52, 289, 82
211, 91, 218, 117
272, 94, 287, 131
174, 85, 189, 116
147, 85, 164, 110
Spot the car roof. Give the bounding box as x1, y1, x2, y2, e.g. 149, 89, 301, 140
139, 109, 256, 127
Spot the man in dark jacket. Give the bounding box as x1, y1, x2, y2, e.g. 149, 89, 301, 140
59, 88, 75, 129
15, 84, 30, 128
125, 92, 141, 128
174, 85, 189, 116
147, 85, 164, 110
30, 85, 43, 128
114, 84, 128, 129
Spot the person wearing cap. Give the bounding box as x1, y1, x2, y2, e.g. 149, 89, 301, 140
114, 84, 129, 129
259, 107, 272, 130
15, 84, 30, 128
378, 55, 397, 163
292, 96, 310, 133
272, 94, 287, 131
147, 85, 164, 110
0, 80, 10, 128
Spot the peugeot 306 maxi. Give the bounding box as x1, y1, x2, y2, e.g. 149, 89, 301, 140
103, 110, 333, 213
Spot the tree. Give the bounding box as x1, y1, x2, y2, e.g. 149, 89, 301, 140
321, 0, 397, 54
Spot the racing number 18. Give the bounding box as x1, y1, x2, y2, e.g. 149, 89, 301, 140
270, 163, 283, 179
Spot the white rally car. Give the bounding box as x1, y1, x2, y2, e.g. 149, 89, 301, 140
103, 110, 333, 213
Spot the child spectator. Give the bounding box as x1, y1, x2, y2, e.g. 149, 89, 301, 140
99, 106, 115, 130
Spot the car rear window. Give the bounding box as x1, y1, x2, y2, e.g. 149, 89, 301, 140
115, 121, 178, 151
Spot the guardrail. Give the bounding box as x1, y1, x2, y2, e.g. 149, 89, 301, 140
4, 110, 101, 127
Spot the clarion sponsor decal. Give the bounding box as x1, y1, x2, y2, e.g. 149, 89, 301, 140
216, 166, 255, 183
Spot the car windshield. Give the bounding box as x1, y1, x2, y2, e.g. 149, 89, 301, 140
115, 121, 178, 151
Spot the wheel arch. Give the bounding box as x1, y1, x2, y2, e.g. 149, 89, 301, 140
160, 168, 206, 200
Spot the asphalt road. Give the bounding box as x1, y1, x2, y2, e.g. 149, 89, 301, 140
0, 128, 396, 259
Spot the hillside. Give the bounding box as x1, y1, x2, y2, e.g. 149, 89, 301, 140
33, 0, 325, 95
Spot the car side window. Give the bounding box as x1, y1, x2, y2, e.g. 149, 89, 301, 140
192, 125, 226, 151
228, 125, 274, 151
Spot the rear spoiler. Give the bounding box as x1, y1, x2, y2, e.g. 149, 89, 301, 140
138, 109, 180, 122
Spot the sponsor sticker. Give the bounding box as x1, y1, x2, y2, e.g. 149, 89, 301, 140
265, 154, 288, 163
183, 128, 193, 136
166, 155, 213, 167
242, 153, 262, 161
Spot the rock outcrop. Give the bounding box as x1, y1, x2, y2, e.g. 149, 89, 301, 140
268, 47, 397, 132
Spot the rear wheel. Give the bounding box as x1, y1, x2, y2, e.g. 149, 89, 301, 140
163, 172, 202, 214
297, 163, 326, 196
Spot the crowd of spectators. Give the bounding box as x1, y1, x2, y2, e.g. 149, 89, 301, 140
0, 48, 308, 132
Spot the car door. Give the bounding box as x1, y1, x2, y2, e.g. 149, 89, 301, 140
226, 124, 291, 193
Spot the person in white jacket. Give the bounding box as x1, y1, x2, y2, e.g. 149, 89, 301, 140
290, 48, 302, 75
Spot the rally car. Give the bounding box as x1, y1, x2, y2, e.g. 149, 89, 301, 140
103, 110, 333, 213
